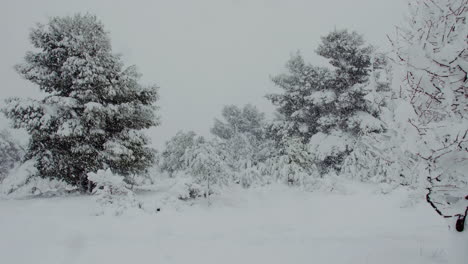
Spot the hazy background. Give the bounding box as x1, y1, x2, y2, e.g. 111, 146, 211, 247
0, 0, 407, 148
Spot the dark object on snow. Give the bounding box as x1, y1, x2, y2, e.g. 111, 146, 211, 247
156, 208, 161, 212
455, 214, 465, 232
455, 206, 468, 232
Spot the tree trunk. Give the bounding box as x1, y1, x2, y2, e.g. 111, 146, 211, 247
87, 179, 92, 193
448, 217, 468, 264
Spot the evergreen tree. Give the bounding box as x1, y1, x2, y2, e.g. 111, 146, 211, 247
267, 54, 335, 141
316, 29, 374, 88
267, 31, 385, 173
2, 14, 159, 191
211, 104, 265, 141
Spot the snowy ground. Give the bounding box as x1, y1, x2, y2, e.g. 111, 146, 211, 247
0, 183, 449, 264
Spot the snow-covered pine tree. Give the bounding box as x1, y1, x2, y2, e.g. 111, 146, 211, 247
267, 30, 386, 174
314, 30, 384, 137
316, 30, 374, 89
211, 104, 265, 141
267, 54, 335, 141
391, 0, 467, 239
2, 14, 159, 191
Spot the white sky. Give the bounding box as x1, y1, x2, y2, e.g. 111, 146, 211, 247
0, 0, 407, 148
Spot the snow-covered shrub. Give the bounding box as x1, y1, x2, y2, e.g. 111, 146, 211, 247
208, 104, 281, 188
160, 131, 204, 176
237, 166, 263, 188
223, 133, 255, 170
220, 134, 279, 186
371, 52, 392, 92
0, 159, 74, 197
253, 138, 318, 188
87, 169, 143, 216
176, 180, 204, 201
2, 14, 159, 191
211, 104, 272, 170
183, 141, 231, 198
308, 130, 354, 174
15, 178, 74, 198
255, 155, 320, 191
0, 160, 36, 195
340, 132, 421, 186
0, 129, 25, 182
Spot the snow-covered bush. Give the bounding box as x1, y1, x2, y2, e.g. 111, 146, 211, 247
2, 14, 159, 192
211, 104, 273, 169
159, 131, 233, 199
340, 132, 421, 187
237, 166, 264, 188
0, 129, 25, 182
251, 137, 318, 188
308, 130, 354, 175
0, 160, 36, 195
220, 133, 262, 175
160, 131, 204, 176
371, 52, 392, 92
255, 156, 320, 191
283, 137, 313, 172
0, 159, 74, 197
87, 169, 143, 216
208, 104, 281, 188
175, 178, 205, 201
183, 141, 231, 198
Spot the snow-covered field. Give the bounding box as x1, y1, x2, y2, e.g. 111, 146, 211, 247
0, 184, 450, 264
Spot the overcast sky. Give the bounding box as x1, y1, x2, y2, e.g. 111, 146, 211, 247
0, 0, 407, 148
